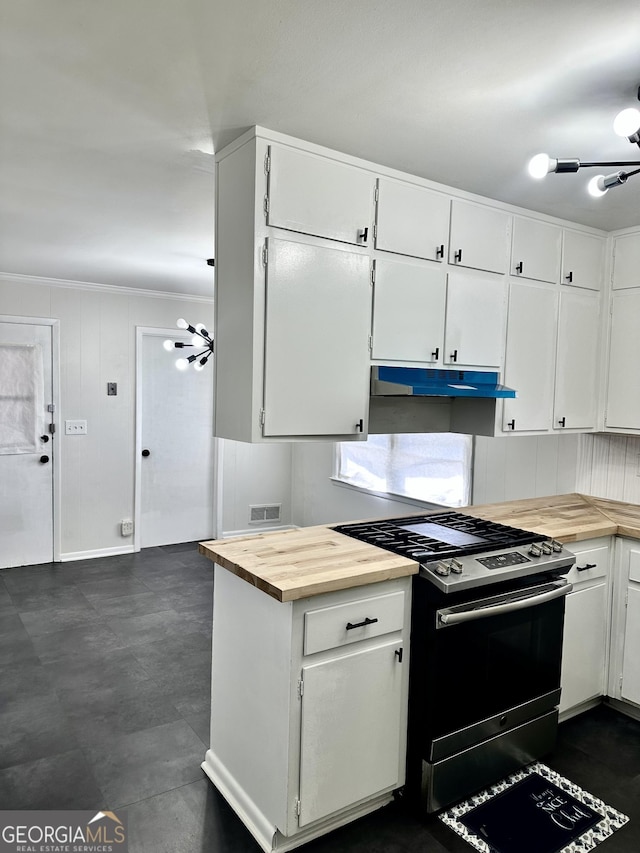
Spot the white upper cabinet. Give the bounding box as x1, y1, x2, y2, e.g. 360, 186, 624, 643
562, 230, 605, 290
444, 270, 507, 368
502, 281, 558, 433
267, 145, 375, 246
553, 289, 599, 431
606, 289, 640, 430
612, 232, 640, 290
510, 217, 561, 283
263, 238, 372, 437
449, 199, 510, 274
374, 178, 450, 262
371, 258, 446, 364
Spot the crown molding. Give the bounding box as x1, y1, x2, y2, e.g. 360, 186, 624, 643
0, 270, 214, 303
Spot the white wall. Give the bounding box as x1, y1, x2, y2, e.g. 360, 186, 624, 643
1, 273, 215, 557
291, 433, 582, 527
218, 438, 293, 536
576, 433, 640, 503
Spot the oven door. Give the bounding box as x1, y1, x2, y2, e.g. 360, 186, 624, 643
425, 578, 571, 761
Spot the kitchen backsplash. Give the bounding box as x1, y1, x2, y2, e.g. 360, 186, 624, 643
577, 433, 640, 504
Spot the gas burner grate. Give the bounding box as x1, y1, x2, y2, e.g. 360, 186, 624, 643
334, 512, 546, 561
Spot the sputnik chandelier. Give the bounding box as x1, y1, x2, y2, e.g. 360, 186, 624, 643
163, 319, 214, 371
528, 87, 640, 197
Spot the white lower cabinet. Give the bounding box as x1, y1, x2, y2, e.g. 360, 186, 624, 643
559, 539, 611, 717
610, 539, 640, 707
203, 570, 411, 853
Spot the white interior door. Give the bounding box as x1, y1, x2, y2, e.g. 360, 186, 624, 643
138, 330, 215, 548
0, 321, 54, 568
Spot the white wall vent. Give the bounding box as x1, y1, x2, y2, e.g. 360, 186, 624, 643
249, 503, 282, 524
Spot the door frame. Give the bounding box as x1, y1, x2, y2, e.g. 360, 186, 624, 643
134, 326, 221, 552
0, 315, 61, 563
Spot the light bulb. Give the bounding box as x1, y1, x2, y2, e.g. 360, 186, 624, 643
176, 318, 188, 330
175, 357, 189, 370
194, 362, 204, 371
163, 339, 174, 351
191, 334, 202, 347
528, 153, 555, 179
195, 323, 206, 333
588, 175, 607, 197
613, 107, 640, 138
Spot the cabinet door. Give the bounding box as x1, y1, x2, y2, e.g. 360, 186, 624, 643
502, 282, 557, 432
449, 199, 510, 274
562, 230, 605, 291
554, 289, 599, 430
375, 178, 450, 262
267, 145, 374, 246
622, 586, 640, 704
560, 583, 607, 713
612, 233, 640, 290
298, 640, 404, 827
371, 258, 446, 363
511, 216, 561, 283
444, 271, 506, 368
263, 238, 371, 437
606, 290, 640, 429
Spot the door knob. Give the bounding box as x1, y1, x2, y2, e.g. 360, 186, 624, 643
40, 435, 50, 443
39, 455, 50, 464
142, 449, 151, 457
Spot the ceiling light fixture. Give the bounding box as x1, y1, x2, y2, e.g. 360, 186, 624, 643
527, 87, 640, 197
163, 319, 214, 371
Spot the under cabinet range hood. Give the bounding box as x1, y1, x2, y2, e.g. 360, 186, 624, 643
368, 367, 517, 437
371, 366, 516, 399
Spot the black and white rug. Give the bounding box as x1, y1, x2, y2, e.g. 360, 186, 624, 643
439, 762, 629, 853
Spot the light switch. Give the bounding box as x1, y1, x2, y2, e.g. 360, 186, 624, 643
107, 383, 117, 396
65, 420, 87, 435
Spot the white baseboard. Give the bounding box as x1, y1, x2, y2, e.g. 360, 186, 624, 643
60, 545, 135, 562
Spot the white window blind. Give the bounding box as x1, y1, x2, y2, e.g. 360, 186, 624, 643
336, 433, 473, 508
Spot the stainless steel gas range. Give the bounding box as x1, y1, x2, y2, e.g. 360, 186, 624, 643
334, 511, 576, 813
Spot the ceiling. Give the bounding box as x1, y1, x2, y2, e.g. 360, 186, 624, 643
2, 0, 640, 298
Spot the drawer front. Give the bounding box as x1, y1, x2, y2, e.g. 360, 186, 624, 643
566, 545, 608, 585
304, 591, 405, 655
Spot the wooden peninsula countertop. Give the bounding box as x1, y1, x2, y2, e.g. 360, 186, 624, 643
199, 493, 640, 601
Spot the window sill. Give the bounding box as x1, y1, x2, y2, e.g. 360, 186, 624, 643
329, 476, 451, 511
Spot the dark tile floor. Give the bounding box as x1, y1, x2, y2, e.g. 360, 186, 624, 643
1, 545, 638, 852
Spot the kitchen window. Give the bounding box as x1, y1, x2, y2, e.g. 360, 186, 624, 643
335, 433, 473, 508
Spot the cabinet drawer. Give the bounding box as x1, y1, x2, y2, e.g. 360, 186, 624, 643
304, 591, 405, 655
566, 545, 608, 585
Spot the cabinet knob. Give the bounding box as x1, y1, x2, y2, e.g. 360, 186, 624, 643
454, 248, 463, 263
355, 419, 364, 433
507, 419, 515, 430
431, 347, 440, 361
39, 455, 50, 464
435, 244, 445, 260
142, 448, 151, 457
576, 563, 597, 572
395, 648, 403, 663
358, 227, 368, 244
449, 349, 458, 363
515, 261, 523, 274
565, 271, 573, 283
558, 417, 566, 428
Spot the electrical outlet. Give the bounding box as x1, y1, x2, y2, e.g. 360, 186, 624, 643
65, 420, 87, 435
121, 519, 134, 536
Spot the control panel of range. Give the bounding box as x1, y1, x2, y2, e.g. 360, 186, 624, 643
430, 539, 566, 577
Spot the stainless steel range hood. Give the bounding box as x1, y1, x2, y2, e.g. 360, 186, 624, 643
369, 367, 517, 436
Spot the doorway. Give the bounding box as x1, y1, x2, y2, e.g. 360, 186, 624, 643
135, 327, 215, 549
0, 316, 60, 569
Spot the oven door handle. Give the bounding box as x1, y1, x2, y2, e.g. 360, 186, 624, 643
436, 580, 573, 628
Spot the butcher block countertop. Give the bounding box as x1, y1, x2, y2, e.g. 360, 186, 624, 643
199, 493, 640, 601
198, 526, 418, 602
